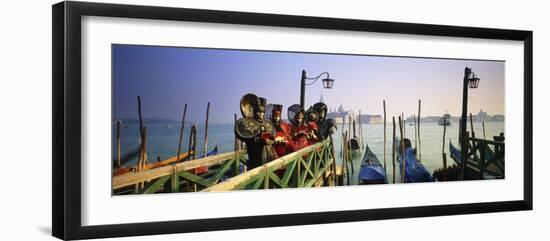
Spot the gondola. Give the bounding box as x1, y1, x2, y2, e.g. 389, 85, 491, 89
201, 145, 219, 158
396, 139, 434, 183
449, 142, 462, 164
358, 145, 387, 185
349, 119, 361, 152
349, 138, 360, 151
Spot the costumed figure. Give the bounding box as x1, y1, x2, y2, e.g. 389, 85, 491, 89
266, 104, 291, 158
305, 107, 320, 145
312, 102, 337, 140
286, 104, 318, 153
235, 94, 276, 170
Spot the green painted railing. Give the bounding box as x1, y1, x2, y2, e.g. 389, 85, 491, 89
112, 150, 247, 194
202, 139, 336, 192
113, 139, 336, 194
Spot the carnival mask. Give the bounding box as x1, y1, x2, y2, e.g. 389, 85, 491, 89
295, 112, 304, 124
319, 110, 326, 120
273, 114, 281, 123
255, 111, 265, 120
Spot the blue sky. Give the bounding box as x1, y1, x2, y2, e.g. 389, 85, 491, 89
112, 44, 504, 124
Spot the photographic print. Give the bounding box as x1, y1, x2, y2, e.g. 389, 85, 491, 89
111, 44, 505, 195
53, 3, 532, 239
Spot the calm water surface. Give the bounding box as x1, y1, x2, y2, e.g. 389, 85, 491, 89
114, 121, 504, 184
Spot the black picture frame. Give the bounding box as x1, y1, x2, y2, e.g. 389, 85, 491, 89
52, 1, 533, 240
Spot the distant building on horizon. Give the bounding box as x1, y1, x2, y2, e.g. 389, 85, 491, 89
324, 103, 504, 124
326, 104, 354, 124
358, 114, 384, 124
474, 109, 491, 122
325, 104, 382, 124
405, 109, 505, 123
491, 114, 505, 122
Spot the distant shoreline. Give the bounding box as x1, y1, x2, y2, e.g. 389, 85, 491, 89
114, 119, 505, 126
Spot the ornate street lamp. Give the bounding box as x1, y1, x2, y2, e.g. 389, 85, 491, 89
300, 70, 335, 108
322, 77, 334, 89
468, 72, 480, 88
460, 67, 481, 180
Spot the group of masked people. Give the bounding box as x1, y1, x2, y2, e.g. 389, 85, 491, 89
235, 93, 337, 170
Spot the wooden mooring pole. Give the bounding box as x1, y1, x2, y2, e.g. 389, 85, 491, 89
188, 125, 197, 160
190, 125, 198, 191
341, 131, 345, 183
344, 131, 350, 185
469, 113, 476, 138
482, 121, 486, 139
136, 96, 147, 190
204, 102, 211, 158
136, 96, 144, 174
418, 99, 422, 162
392, 116, 396, 184
330, 134, 338, 186
138, 126, 148, 189
176, 104, 188, 162
383, 100, 387, 174
341, 131, 346, 185
234, 113, 239, 151
340, 119, 345, 158
358, 110, 364, 150
442, 118, 448, 181
413, 115, 418, 151
416, 100, 422, 162
116, 120, 121, 168
398, 116, 405, 183
349, 137, 355, 177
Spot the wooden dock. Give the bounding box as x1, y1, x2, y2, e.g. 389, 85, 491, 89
433, 136, 504, 181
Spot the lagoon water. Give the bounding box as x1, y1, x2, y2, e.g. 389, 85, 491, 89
114, 121, 504, 184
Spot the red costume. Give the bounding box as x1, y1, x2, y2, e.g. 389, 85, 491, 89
286, 124, 310, 153
305, 107, 320, 145
285, 104, 319, 153
307, 121, 319, 145
270, 104, 291, 158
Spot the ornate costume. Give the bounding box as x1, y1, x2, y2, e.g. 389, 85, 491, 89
268, 104, 291, 158
235, 94, 276, 170
312, 102, 337, 140
285, 104, 318, 153
305, 106, 320, 144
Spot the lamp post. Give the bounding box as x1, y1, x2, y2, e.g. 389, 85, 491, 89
459, 67, 480, 180
300, 70, 335, 108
